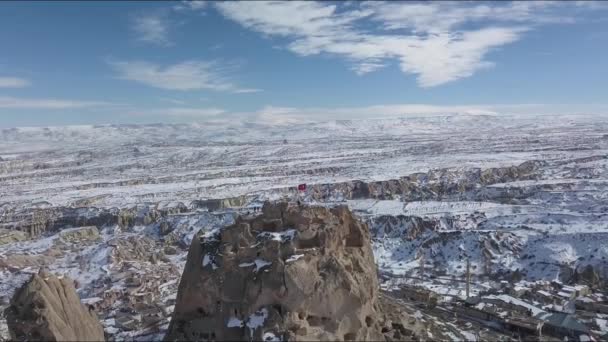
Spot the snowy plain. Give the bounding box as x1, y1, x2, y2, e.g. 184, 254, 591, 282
1, 114, 608, 339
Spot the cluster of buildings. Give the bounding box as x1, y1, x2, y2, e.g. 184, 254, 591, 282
386, 272, 607, 341
459, 280, 607, 341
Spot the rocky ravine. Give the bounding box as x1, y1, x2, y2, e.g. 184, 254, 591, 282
165, 202, 427, 341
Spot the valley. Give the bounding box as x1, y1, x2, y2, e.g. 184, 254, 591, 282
1, 114, 607, 341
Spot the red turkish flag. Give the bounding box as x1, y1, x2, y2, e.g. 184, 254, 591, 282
297, 183, 307, 191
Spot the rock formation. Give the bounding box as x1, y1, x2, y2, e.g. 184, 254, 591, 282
58, 226, 101, 243
571, 264, 605, 289
165, 201, 417, 341
0, 203, 189, 239
302, 160, 543, 202
0, 229, 27, 245
191, 195, 251, 212
109, 235, 167, 264
5, 270, 105, 341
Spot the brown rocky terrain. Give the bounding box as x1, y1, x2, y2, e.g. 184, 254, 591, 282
0, 204, 190, 239
165, 201, 425, 341
0, 229, 27, 245
5, 270, 105, 341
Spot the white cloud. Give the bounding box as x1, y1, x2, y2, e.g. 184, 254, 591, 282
165, 107, 225, 117
351, 61, 386, 75
0, 77, 30, 88
159, 97, 187, 105
132, 13, 171, 46
213, 1, 590, 87
109, 60, 259, 93
122, 103, 502, 124
112, 102, 608, 124
233, 88, 263, 94
173, 0, 208, 11
363, 1, 571, 32
573, 1, 608, 10
0, 96, 113, 109
255, 106, 303, 124
396, 28, 525, 87
128, 106, 225, 117
215, 1, 366, 37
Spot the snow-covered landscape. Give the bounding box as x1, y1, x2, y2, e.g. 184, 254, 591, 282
4, 1, 608, 340
2, 114, 608, 340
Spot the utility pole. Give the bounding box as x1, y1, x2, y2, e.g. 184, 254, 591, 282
466, 257, 471, 300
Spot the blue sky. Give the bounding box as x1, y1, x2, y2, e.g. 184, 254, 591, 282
1, 1, 608, 127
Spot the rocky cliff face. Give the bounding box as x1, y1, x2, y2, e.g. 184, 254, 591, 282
0, 162, 543, 241
5, 270, 105, 341
304, 160, 543, 202
191, 195, 252, 212
165, 202, 414, 341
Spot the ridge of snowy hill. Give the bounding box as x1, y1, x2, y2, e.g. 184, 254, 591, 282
2, 114, 608, 209
2, 114, 605, 147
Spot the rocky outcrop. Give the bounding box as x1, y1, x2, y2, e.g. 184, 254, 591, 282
0, 253, 59, 270
191, 195, 251, 212
570, 264, 605, 289
0, 229, 27, 245
58, 226, 100, 244
368, 215, 446, 240
5, 271, 105, 341
303, 160, 543, 202
0, 203, 190, 238
0, 161, 543, 238
109, 235, 167, 264
165, 202, 416, 341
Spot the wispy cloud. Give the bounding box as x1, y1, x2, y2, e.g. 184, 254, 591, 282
126, 103, 498, 124
233, 88, 263, 94
133, 2, 209, 45
113, 102, 608, 124
159, 97, 187, 105
364, 1, 573, 32
0, 96, 113, 109
109, 59, 260, 93
128, 106, 225, 117
0, 77, 30, 88
132, 12, 171, 46
350, 61, 386, 75
165, 107, 224, 117
173, 0, 208, 12
213, 1, 595, 87
573, 1, 608, 10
